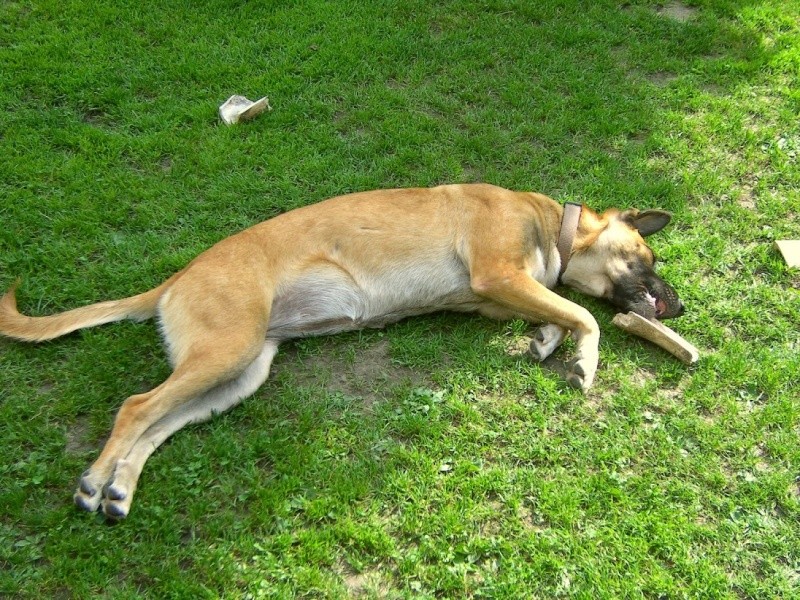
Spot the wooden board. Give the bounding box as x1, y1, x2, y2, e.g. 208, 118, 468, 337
775, 240, 800, 268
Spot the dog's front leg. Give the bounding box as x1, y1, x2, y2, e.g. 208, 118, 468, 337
471, 268, 600, 391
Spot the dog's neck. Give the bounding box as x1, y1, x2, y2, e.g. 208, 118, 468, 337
557, 202, 582, 280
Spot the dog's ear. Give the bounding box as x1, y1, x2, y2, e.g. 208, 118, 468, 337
619, 209, 672, 237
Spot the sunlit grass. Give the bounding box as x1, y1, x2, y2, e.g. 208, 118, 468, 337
1, 0, 798, 597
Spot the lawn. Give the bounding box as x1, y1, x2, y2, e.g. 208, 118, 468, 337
1, 0, 799, 597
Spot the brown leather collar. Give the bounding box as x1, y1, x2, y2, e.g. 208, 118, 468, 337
557, 202, 582, 280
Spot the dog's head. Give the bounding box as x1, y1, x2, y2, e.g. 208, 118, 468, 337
561, 207, 684, 320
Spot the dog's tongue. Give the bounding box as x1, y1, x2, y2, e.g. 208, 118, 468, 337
655, 298, 667, 317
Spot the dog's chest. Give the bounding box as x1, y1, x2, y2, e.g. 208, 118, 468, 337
529, 246, 561, 290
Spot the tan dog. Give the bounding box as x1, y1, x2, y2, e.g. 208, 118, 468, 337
0, 183, 683, 519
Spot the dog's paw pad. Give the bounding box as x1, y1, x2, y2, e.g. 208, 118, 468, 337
79, 480, 97, 497
74, 491, 102, 512
566, 360, 594, 392
529, 341, 546, 362
105, 484, 127, 501
103, 500, 129, 520
78, 472, 97, 497
529, 324, 567, 362
566, 373, 585, 390
571, 362, 586, 378
75, 471, 105, 511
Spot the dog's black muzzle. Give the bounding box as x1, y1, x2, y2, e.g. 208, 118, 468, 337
611, 269, 684, 320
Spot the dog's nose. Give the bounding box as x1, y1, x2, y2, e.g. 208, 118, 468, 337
675, 301, 685, 317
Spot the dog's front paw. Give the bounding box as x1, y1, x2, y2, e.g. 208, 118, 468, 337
529, 324, 567, 361
566, 358, 596, 392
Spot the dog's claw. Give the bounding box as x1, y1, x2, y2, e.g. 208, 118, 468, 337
75, 470, 105, 512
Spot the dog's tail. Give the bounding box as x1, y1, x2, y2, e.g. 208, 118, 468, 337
0, 276, 178, 343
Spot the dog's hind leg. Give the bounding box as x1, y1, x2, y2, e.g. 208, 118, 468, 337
99, 340, 280, 519
74, 275, 273, 518
74, 339, 265, 517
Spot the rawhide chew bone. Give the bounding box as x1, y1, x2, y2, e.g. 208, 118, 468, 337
612, 311, 699, 365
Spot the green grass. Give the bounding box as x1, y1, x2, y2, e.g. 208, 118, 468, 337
1, 0, 799, 597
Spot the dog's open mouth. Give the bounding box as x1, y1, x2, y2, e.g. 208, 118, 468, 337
639, 286, 684, 320
613, 280, 683, 320
645, 292, 669, 318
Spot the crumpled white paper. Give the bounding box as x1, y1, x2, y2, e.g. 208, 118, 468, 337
219, 95, 272, 125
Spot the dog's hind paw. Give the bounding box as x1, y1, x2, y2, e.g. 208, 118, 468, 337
100, 460, 139, 519
74, 470, 104, 513
102, 497, 130, 520
73, 461, 138, 519
101, 482, 131, 519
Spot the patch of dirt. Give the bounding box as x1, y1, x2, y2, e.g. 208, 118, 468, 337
540, 354, 574, 384
656, 1, 697, 22
658, 378, 690, 404
702, 83, 725, 96
737, 187, 756, 210
37, 381, 56, 395
50, 587, 73, 600
628, 131, 649, 145
505, 332, 576, 383
518, 502, 549, 533
461, 164, 484, 183
646, 71, 678, 87
341, 564, 392, 598
64, 415, 96, 454
82, 106, 105, 124
582, 392, 608, 420
613, 43, 678, 89
631, 367, 657, 388
278, 338, 429, 409
737, 175, 759, 210
505, 335, 533, 357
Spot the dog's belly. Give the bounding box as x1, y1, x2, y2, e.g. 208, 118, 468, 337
267, 259, 482, 340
